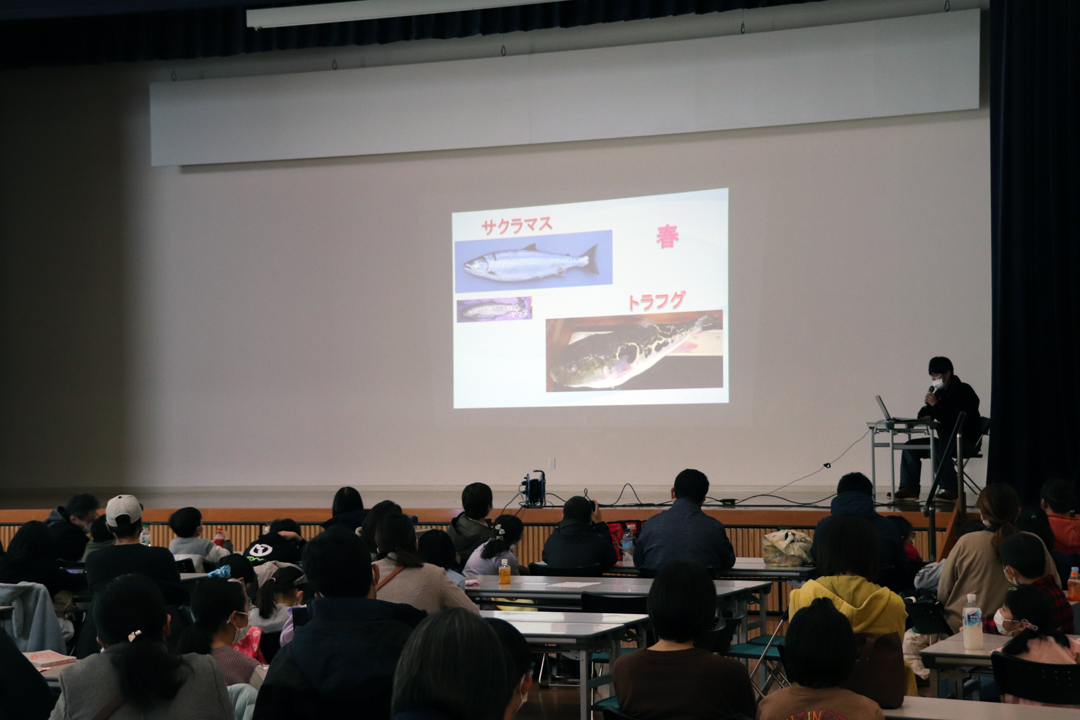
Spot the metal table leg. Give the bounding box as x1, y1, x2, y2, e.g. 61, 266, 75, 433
579, 648, 589, 720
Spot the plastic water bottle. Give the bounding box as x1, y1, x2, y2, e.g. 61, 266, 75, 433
1069, 568, 1080, 602
140, 524, 152, 547
962, 593, 983, 650
214, 527, 226, 548
621, 531, 635, 566
498, 558, 511, 585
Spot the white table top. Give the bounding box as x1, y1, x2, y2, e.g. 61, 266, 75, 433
608, 557, 814, 579
481, 610, 648, 625
480, 610, 648, 641
464, 575, 770, 599
884, 696, 1077, 719
179, 572, 208, 582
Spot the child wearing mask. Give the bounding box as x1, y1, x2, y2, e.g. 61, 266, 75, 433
986, 532, 1073, 634
997, 584, 1080, 707
178, 577, 268, 688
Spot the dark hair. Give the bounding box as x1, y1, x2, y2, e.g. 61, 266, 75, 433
217, 554, 257, 587
64, 493, 99, 521
89, 515, 114, 543
332, 487, 364, 516
648, 560, 716, 642
886, 514, 914, 541
1041, 479, 1075, 515
999, 532, 1048, 581
673, 469, 709, 504
818, 515, 880, 583
109, 516, 142, 540
485, 618, 532, 695
836, 472, 873, 497
1001, 584, 1071, 657
168, 507, 202, 538
462, 483, 494, 520
417, 529, 458, 571
6, 521, 57, 561
1016, 506, 1056, 556
303, 528, 374, 598
928, 356, 953, 375
94, 574, 185, 711
977, 484, 1021, 553
481, 515, 524, 560
376, 512, 424, 568
257, 565, 307, 620
360, 500, 403, 552
392, 608, 511, 720
562, 496, 593, 523
178, 577, 247, 654
268, 518, 302, 536
785, 598, 858, 688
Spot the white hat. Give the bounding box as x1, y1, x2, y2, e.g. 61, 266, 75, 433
106, 494, 143, 526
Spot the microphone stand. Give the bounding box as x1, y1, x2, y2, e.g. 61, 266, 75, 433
924, 411, 966, 561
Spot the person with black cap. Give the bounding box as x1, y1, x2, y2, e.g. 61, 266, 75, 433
894, 356, 981, 502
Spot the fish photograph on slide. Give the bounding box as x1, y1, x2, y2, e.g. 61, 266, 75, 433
456, 297, 532, 323
546, 310, 724, 392
454, 230, 613, 293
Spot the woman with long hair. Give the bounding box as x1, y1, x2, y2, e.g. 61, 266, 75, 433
49, 574, 232, 719
464, 514, 526, 578
321, 487, 367, 532
360, 501, 403, 558
178, 577, 267, 688
938, 484, 1060, 633
373, 513, 478, 615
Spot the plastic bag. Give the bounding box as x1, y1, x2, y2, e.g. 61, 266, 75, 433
762, 529, 812, 567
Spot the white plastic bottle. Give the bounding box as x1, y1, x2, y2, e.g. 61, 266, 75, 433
140, 523, 152, 547
621, 531, 635, 567
962, 593, 983, 650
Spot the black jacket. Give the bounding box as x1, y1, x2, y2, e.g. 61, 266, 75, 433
43, 507, 89, 563
918, 375, 981, 444
321, 509, 368, 533
85, 543, 188, 605
254, 596, 426, 720
632, 499, 736, 573
243, 533, 305, 567
0, 554, 87, 596
810, 492, 909, 593
542, 520, 618, 569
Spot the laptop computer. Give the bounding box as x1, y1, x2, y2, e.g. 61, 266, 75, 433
875, 395, 920, 423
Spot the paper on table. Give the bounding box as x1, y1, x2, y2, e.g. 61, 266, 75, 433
547, 581, 602, 588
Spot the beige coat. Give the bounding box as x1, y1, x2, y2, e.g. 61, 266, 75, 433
373, 556, 480, 616
937, 530, 1060, 632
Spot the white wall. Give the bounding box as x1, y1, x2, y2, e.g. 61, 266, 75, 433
0, 1, 992, 509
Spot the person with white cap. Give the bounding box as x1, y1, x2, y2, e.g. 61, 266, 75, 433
85, 495, 185, 604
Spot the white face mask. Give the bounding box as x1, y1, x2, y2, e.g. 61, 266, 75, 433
1003, 567, 1017, 585
994, 608, 1020, 636
930, 377, 944, 390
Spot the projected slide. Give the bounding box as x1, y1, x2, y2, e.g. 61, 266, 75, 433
453, 189, 728, 409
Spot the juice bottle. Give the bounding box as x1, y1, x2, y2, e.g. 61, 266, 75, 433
140, 524, 152, 547
962, 593, 983, 650
498, 558, 512, 585
214, 527, 226, 547
1068, 568, 1080, 602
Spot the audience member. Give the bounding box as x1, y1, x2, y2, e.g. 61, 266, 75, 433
465, 515, 525, 578
613, 560, 756, 720
214, 554, 259, 603
541, 496, 617, 570
758, 598, 885, 720
447, 483, 495, 565
85, 495, 185, 603
44, 493, 99, 563
178, 577, 266, 689
243, 519, 305, 567
632, 469, 735, 574
791, 514, 916, 696
998, 584, 1080, 708
885, 514, 921, 592
1041, 478, 1080, 555
49, 574, 232, 720
81, 516, 115, 561
938, 484, 1058, 633
254, 529, 425, 720
390, 608, 512, 720
168, 507, 234, 569
0, 521, 86, 596
912, 520, 986, 594
0, 623, 55, 720
374, 513, 479, 615
811, 473, 908, 592
252, 565, 307, 633
321, 487, 368, 532
485, 618, 534, 720
417, 529, 467, 588
984, 532, 1073, 634
361, 501, 404, 557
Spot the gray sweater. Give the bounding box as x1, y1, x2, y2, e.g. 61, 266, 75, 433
49, 646, 233, 720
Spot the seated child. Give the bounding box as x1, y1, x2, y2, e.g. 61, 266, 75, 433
251, 564, 306, 633
169, 507, 234, 570
986, 532, 1073, 634
998, 584, 1080, 707
464, 515, 525, 578
886, 515, 921, 592
178, 577, 268, 689
759, 597, 885, 720
612, 560, 756, 720
243, 519, 305, 567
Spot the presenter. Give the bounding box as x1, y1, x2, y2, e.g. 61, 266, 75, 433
893, 357, 981, 502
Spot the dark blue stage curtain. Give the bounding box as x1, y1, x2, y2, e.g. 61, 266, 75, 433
989, 0, 1080, 501
0, 0, 819, 70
